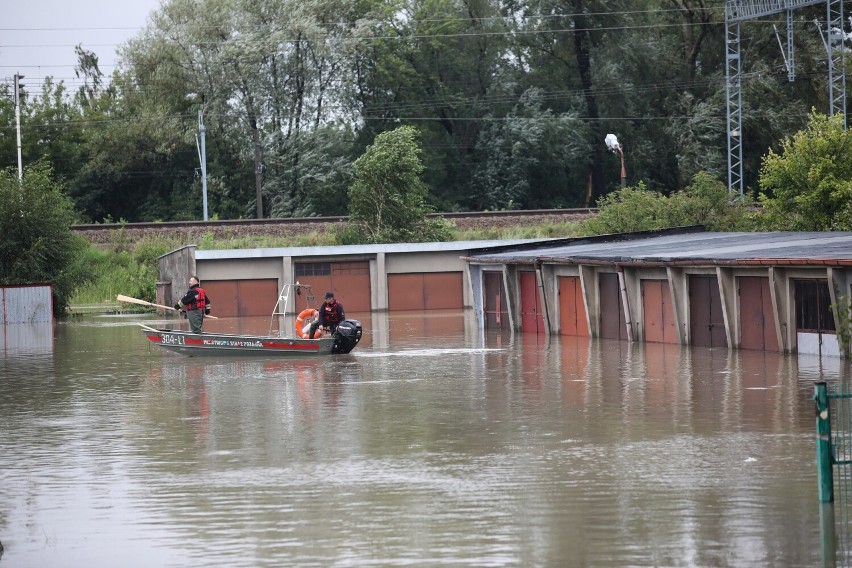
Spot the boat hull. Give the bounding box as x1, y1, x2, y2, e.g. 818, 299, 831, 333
141, 327, 336, 357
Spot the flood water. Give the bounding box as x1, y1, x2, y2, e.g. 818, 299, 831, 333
0, 311, 841, 567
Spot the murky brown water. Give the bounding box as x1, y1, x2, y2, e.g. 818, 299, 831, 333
0, 311, 836, 567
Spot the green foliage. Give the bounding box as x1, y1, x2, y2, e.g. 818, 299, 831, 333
831, 295, 852, 357
0, 163, 89, 315
758, 112, 852, 230
581, 183, 670, 234
71, 245, 159, 305
581, 172, 752, 235
345, 126, 452, 244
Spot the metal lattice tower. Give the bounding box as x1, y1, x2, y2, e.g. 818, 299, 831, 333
725, 0, 846, 196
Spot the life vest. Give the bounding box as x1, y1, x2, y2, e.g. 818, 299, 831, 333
188, 286, 207, 310
321, 301, 343, 324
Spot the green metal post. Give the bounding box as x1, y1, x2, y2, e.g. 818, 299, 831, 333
816, 382, 834, 503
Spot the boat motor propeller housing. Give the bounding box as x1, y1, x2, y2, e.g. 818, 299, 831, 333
331, 320, 362, 354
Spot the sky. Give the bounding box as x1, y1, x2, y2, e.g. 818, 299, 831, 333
1, 0, 163, 91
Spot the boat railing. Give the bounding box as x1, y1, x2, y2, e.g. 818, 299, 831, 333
269, 282, 316, 337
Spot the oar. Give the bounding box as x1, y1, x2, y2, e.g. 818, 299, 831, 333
116, 294, 219, 318
117, 294, 176, 311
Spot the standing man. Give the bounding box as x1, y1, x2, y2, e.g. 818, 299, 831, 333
174, 275, 211, 334
308, 291, 345, 338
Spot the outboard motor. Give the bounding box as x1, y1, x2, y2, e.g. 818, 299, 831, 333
332, 320, 362, 354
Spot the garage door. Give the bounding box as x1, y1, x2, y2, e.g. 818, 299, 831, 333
642, 279, 677, 344
689, 275, 727, 348
295, 261, 371, 312
519, 271, 545, 334
201, 279, 280, 318
558, 276, 588, 337
599, 273, 627, 340
387, 272, 463, 311
739, 276, 779, 351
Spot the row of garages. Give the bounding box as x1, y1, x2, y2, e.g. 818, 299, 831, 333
465, 228, 852, 357
157, 228, 852, 356
157, 240, 512, 320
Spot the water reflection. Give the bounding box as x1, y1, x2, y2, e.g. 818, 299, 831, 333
0, 321, 53, 355
0, 312, 839, 567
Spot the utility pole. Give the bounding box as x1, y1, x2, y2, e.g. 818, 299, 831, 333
604, 134, 627, 188
13, 73, 25, 181
196, 110, 209, 221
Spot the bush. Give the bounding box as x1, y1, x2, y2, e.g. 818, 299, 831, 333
582, 173, 753, 236
0, 162, 89, 315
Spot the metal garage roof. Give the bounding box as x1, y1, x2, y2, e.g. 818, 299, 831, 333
196, 238, 553, 260
462, 228, 852, 267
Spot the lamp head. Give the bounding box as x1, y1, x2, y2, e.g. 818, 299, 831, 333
605, 133, 621, 152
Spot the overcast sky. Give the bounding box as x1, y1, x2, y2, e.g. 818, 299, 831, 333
1, 0, 162, 91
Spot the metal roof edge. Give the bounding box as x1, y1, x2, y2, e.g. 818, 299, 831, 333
462, 225, 708, 260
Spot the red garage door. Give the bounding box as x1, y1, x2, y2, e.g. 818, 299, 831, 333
520, 271, 545, 335
388, 272, 463, 311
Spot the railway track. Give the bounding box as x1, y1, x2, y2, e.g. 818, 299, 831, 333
71, 209, 597, 244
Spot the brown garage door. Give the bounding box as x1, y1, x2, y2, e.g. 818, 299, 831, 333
387, 272, 463, 311
558, 276, 589, 336
642, 279, 677, 344
599, 272, 627, 340
689, 275, 727, 348
739, 276, 779, 351
201, 279, 280, 318
483, 270, 508, 331
295, 261, 371, 312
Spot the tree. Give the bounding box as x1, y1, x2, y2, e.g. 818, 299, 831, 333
0, 162, 89, 316
758, 112, 852, 230
343, 125, 452, 243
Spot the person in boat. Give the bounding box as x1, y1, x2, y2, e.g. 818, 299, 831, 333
307, 291, 345, 338
174, 275, 211, 333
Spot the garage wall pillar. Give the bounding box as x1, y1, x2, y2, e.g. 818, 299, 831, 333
373, 253, 387, 311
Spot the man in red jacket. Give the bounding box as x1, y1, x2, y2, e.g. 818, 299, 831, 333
174, 276, 212, 333
308, 291, 345, 338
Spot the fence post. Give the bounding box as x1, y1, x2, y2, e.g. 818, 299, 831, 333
815, 382, 834, 503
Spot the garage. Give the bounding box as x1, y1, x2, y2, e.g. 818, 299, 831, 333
387, 272, 463, 311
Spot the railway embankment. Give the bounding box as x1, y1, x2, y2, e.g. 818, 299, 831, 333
71, 209, 596, 245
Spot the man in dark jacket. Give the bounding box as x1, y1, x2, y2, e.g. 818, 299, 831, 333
307, 291, 345, 338
174, 276, 211, 333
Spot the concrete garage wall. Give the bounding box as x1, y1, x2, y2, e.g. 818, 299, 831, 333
196, 258, 284, 282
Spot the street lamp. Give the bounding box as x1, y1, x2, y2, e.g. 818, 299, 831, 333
605, 133, 626, 188
14, 73, 25, 181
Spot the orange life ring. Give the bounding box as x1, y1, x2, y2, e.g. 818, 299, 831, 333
295, 309, 321, 339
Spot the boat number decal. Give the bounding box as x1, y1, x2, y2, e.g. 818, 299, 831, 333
160, 334, 185, 345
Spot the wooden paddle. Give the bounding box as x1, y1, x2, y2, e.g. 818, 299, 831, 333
117, 294, 219, 318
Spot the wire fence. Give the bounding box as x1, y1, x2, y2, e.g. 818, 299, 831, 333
816, 382, 852, 567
